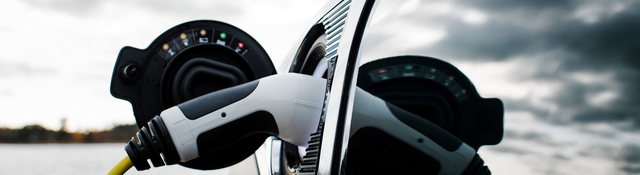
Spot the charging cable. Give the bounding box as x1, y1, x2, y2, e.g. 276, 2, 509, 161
108, 156, 133, 175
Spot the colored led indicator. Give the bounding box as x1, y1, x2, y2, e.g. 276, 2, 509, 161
180, 33, 187, 39
377, 69, 387, 74
404, 65, 413, 70
200, 29, 206, 36
238, 42, 244, 49
220, 32, 227, 39
163, 43, 169, 50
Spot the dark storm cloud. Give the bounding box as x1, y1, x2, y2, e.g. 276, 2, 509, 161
409, 0, 640, 126
463, 0, 576, 12
430, 1, 640, 65
486, 145, 531, 155
621, 166, 640, 174
619, 144, 640, 164
400, 0, 582, 61
423, 21, 536, 60
618, 144, 640, 173
544, 5, 640, 125
20, 0, 243, 17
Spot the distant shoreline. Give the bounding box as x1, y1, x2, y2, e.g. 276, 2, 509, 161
0, 124, 138, 144
0, 142, 127, 144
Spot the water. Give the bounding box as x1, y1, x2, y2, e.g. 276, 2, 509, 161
0, 143, 235, 175
2, 134, 636, 175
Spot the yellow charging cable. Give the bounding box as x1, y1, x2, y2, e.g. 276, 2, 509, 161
108, 156, 134, 175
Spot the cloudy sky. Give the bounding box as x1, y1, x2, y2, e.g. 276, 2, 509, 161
1, 0, 639, 174
356, 0, 640, 174
0, 0, 327, 132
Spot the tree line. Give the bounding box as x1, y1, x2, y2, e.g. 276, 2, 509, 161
0, 124, 138, 143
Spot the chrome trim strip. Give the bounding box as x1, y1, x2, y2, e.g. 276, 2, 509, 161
326, 35, 341, 47
321, 1, 350, 24
316, 0, 377, 174
326, 21, 346, 35
325, 10, 350, 30
271, 139, 282, 175
255, 137, 274, 175
326, 28, 344, 41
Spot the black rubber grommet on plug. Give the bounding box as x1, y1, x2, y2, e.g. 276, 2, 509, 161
125, 137, 151, 170
461, 154, 491, 175
125, 116, 179, 171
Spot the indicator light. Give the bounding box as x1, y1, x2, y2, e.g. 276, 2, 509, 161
461, 89, 467, 94
404, 65, 413, 70
163, 44, 169, 50
238, 42, 244, 49
200, 29, 206, 36
377, 69, 387, 74
448, 76, 455, 81
180, 33, 187, 40
430, 68, 437, 73
220, 32, 227, 39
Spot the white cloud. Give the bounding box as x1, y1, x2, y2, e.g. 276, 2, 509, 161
452, 57, 562, 101
569, 72, 621, 108
588, 90, 620, 108
572, 0, 632, 24
462, 10, 487, 25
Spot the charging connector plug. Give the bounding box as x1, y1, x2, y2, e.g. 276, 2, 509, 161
124, 116, 180, 171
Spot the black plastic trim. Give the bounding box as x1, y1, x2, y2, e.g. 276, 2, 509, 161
177, 80, 259, 120
185, 111, 279, 169
180, 133, 270, 170
171, 57, 248, 104
346, 127, 441, 174
196, 110, 279, 154
386, 102, 463, 152
182, 66, 239, 99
